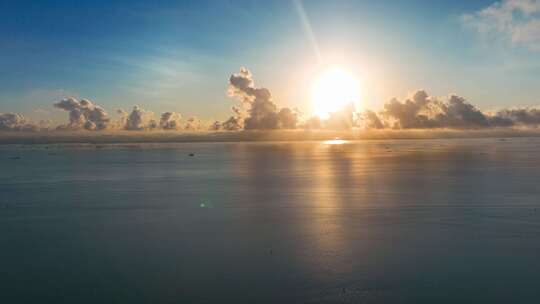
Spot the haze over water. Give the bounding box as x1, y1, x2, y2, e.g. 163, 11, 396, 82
2, 138, 540, 303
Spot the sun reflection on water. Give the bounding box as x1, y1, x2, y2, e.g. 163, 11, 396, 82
323, 139, 348, 145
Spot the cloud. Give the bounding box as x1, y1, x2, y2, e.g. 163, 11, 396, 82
378, 91, 491, 129
302, 116, 323, 129
437, 95, 490, 128
362, 90, 540, 129
381, 90, 439, 129
54, 98, 111, 130
463, 0, 540, 51
7, 67, 540, 133
124, 106, 157, 130
325, 103, 357, 130
210, 106, 243, 131
228, 67, 298, 129
116, 108, 184, 131
278, 108, 299, 129
209, 121, 222, 131
184, 117, 202, 130
490, 107, 540, 126
220, 106, 244, 131
160, 112, 182, 130
360, 110, 384, 129
0, 113, 41, 131
115, 109, 129, 129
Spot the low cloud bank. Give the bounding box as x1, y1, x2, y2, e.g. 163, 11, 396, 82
3, 67, 540, 133
363, 90, 540, 129
0, 113, 44, 131
376, 91, 490, 129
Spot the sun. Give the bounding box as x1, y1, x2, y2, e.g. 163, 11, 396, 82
311, 67, 361, 119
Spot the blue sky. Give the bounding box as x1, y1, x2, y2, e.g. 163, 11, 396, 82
1, 0, 540, 122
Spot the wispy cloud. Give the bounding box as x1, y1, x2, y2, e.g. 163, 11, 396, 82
462, 0, 540, 51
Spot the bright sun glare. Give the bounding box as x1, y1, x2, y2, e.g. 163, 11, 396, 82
311, 67, 361, 119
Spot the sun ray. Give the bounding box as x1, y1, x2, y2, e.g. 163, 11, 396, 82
293, 0, 322, 63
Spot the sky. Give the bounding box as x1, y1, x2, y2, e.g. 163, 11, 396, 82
1, 0, 540, 124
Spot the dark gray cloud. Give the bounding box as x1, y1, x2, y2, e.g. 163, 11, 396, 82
228, 67, 298, 130
54, 98, 111, 130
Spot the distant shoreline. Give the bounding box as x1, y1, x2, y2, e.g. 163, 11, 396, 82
2, 129, 540, 144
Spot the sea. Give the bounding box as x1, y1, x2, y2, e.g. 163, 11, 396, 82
1, 138, 540, 303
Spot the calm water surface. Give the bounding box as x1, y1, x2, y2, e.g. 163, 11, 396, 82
1, 138, 540, 303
